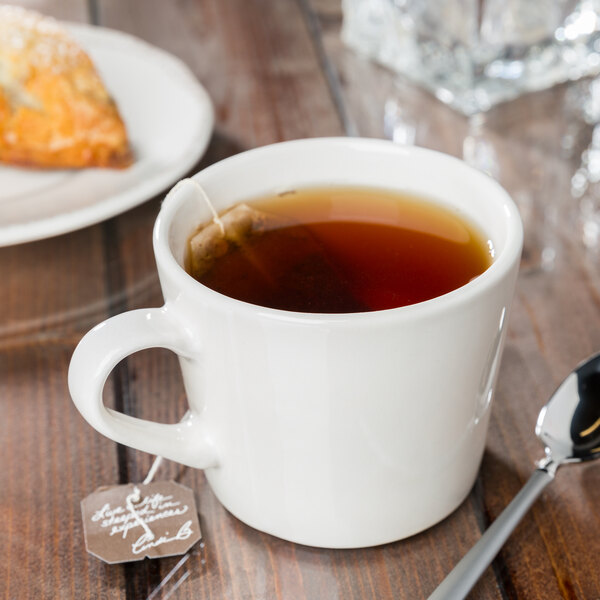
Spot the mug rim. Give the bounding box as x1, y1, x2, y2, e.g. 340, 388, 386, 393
154, 137, 523, 324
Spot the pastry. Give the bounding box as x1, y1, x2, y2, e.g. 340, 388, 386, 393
0, 5, 132, 169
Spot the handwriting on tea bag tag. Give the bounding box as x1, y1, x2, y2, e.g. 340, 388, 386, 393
81, 481, 201, 564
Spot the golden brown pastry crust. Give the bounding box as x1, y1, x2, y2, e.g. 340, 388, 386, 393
0, 5, 132, 169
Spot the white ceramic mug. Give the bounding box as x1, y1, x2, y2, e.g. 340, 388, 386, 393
68, 138, 523, 548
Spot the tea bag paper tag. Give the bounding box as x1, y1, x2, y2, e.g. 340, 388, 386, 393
81, 481, 201, 564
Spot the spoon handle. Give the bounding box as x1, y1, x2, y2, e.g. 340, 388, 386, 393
428, 467, 555, 600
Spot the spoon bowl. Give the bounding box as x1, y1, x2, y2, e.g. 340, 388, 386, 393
537, 353, 600, 465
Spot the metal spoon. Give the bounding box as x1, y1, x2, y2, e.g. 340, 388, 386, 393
429, 351, 600, 600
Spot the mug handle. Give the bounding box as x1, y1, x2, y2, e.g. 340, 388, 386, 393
68, 307, 218, 469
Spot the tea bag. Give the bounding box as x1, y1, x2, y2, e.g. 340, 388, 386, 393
188, 202, 293, 284
185, 180, 368, 312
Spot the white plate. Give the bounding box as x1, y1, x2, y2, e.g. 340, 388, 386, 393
0, 23, 214, 246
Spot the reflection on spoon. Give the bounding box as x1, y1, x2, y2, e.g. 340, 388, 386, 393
429, 351, 600, 600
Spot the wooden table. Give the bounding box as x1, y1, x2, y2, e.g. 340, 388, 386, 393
1, 1, 599, 598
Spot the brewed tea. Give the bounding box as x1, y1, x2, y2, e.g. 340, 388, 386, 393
185, 186, 492, 313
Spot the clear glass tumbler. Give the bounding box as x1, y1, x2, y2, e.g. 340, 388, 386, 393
342, 0, 600, 115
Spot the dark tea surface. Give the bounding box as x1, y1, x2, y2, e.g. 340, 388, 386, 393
186, 186, 493, 313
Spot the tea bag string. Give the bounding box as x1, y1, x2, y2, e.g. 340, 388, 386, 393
142, 455, 164, 485
126, 486, 154, 541
174, 178, 225, 235
125, 410, 191, 541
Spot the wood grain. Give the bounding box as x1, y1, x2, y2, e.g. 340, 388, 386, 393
0, 3, 127, 598
1, 0, 599, 599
